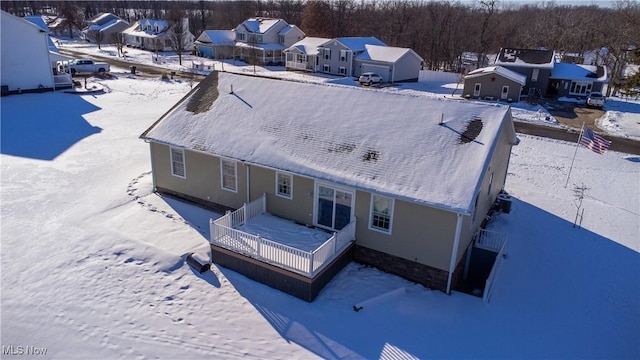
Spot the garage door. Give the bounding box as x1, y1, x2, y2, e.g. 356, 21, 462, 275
362, 64, 391, 82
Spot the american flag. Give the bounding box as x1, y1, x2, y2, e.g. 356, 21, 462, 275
579, 127, 611, 155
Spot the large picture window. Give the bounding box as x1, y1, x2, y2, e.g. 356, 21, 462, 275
276, 172, 293, 199
221, 159, 237, 192
369, 195, 394, 233
170, 147, 185, 178
570, 81, 593, 95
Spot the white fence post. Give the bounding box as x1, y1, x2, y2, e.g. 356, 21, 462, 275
309, 252, 315, 276
262, 193, 267, 214
243, 203, 247, 225
256, 235, 261, 259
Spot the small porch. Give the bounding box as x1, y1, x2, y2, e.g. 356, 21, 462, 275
209, 194, 356, 301
459, 229, 508, 303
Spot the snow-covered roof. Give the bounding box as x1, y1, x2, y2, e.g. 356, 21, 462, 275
235, 42, 284, 51
495, 48, 555, 69
89, 13, 120, 26
550, 62, 607, 82
465, 66, 527, 85
142, 72, 515, 214
356, 44, 423, 63
278, 24, 301, 36
240, 18, 283, 34
197, 30, 235, 46
123, 19, 168, 36
325, 37, 387, 52
284, 37, 331, 55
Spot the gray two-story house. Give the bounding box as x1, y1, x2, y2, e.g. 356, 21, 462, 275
494, 48, 555, 97
317, 37, 386, 77
233, 18, 305, 65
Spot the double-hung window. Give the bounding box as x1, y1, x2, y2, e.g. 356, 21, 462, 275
170, 147, 185, 178
323, 48, 331, 60
369, 195, 394, 233
221, 159, 237, 192
276, 172, 293, 199
339, 50, 347, 62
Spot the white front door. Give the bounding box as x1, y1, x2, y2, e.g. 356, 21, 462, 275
501, 85, 509, 99
315, 184, 354, 231
474, 83, 481, 97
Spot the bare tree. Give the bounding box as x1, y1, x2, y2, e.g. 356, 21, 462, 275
57, 1, 84, 39
111, 32, 126, 57
87, 30, 105, 50
167, 7, 191, 66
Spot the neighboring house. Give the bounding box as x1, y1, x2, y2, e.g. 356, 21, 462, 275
45, 15, 82, 38
81, 12, 130, 44
494, 47, 556, 97
195, 30, 235, 59
23, 15, 75, 77
283, 36, 331, 72
456, 52, 491, 73
233, 18, 305, 65
317, 37, 386, 77
549, 62, 607, 98
354, 44, 424, 82
462, 66, 526, 102
122, 18, 194, 52
140, 71, 517, 301
1, 10, 72, 95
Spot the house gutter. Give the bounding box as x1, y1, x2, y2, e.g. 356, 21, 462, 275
446, 212, 464, 294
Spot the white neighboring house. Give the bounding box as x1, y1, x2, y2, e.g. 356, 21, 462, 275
1, 10, 72, 95
284, 36, 331, 72
122, 18, 194, 52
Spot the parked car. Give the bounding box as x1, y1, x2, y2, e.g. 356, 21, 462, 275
586, 92, 605, 108
66, 58, 110, 76
358, 72, 383, 86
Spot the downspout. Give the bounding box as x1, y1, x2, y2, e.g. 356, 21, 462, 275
446, 212, 464, 294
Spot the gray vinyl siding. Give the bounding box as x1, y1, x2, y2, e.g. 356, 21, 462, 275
150, 142, 247, 210
354, 52, 422, 82
281, 27, 305, 48
502, 66, 552, 96
463, 74, 523, 100
317, 42, 353, 76
354, 190, 457, 271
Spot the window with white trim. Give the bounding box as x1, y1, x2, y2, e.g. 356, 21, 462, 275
170, 147, 185, 178
221, 159, 237, 192
339, 66, 346, 75
276, 172, 293, 199
323, 64, 331, 73
532, 68, 539, 82
323, 48, 331, 60
279, 34, 285, 44
369, 195, 394, 233
570, 81, 592, 95
339, 49, 347, 62
236, 32, 246, 41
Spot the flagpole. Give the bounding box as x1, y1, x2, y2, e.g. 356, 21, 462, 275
565, 122, 585, 188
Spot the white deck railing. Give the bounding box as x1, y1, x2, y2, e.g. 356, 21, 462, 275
54, 73, 73, 87
210, 194, 355, 278
474, 229, 507, 252
286, 61, 308, 71
483, 237, 508, 303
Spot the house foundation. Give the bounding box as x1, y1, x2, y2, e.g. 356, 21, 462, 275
354, 245, 450, 292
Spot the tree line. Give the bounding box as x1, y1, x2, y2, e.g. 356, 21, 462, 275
3, 0, 638, 75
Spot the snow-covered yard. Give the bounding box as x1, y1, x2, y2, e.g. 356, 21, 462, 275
1, 45, 639, 359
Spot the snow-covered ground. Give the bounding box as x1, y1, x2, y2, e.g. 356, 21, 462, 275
54, 38, 640, 140
1, 44, 639, 359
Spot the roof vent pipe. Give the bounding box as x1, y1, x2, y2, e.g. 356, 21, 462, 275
230, 84, 234, 94
439, 113, 444, 125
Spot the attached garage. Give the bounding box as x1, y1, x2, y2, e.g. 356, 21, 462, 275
361, 64, 391, 82
462, 66, 526, 102
354, 44, 424, 83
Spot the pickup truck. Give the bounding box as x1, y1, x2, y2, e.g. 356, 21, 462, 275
66, 59, 110, 76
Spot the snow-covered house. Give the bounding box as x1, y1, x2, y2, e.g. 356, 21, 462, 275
456, 52, 491, 73
317, 37, 387, 77
1, 10, 72, 95
494, 47, 556, 97
122, 18, 194, 52
283, 36, 331, 72
233, 18, 305, 65
463, 66, 526, 102
549, 62, 608, 98
354, 44, 424, 82
45, 15, 82, 38
140, 71, 518, 301
81, 13, 130, 44
195, 30, 235, 59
